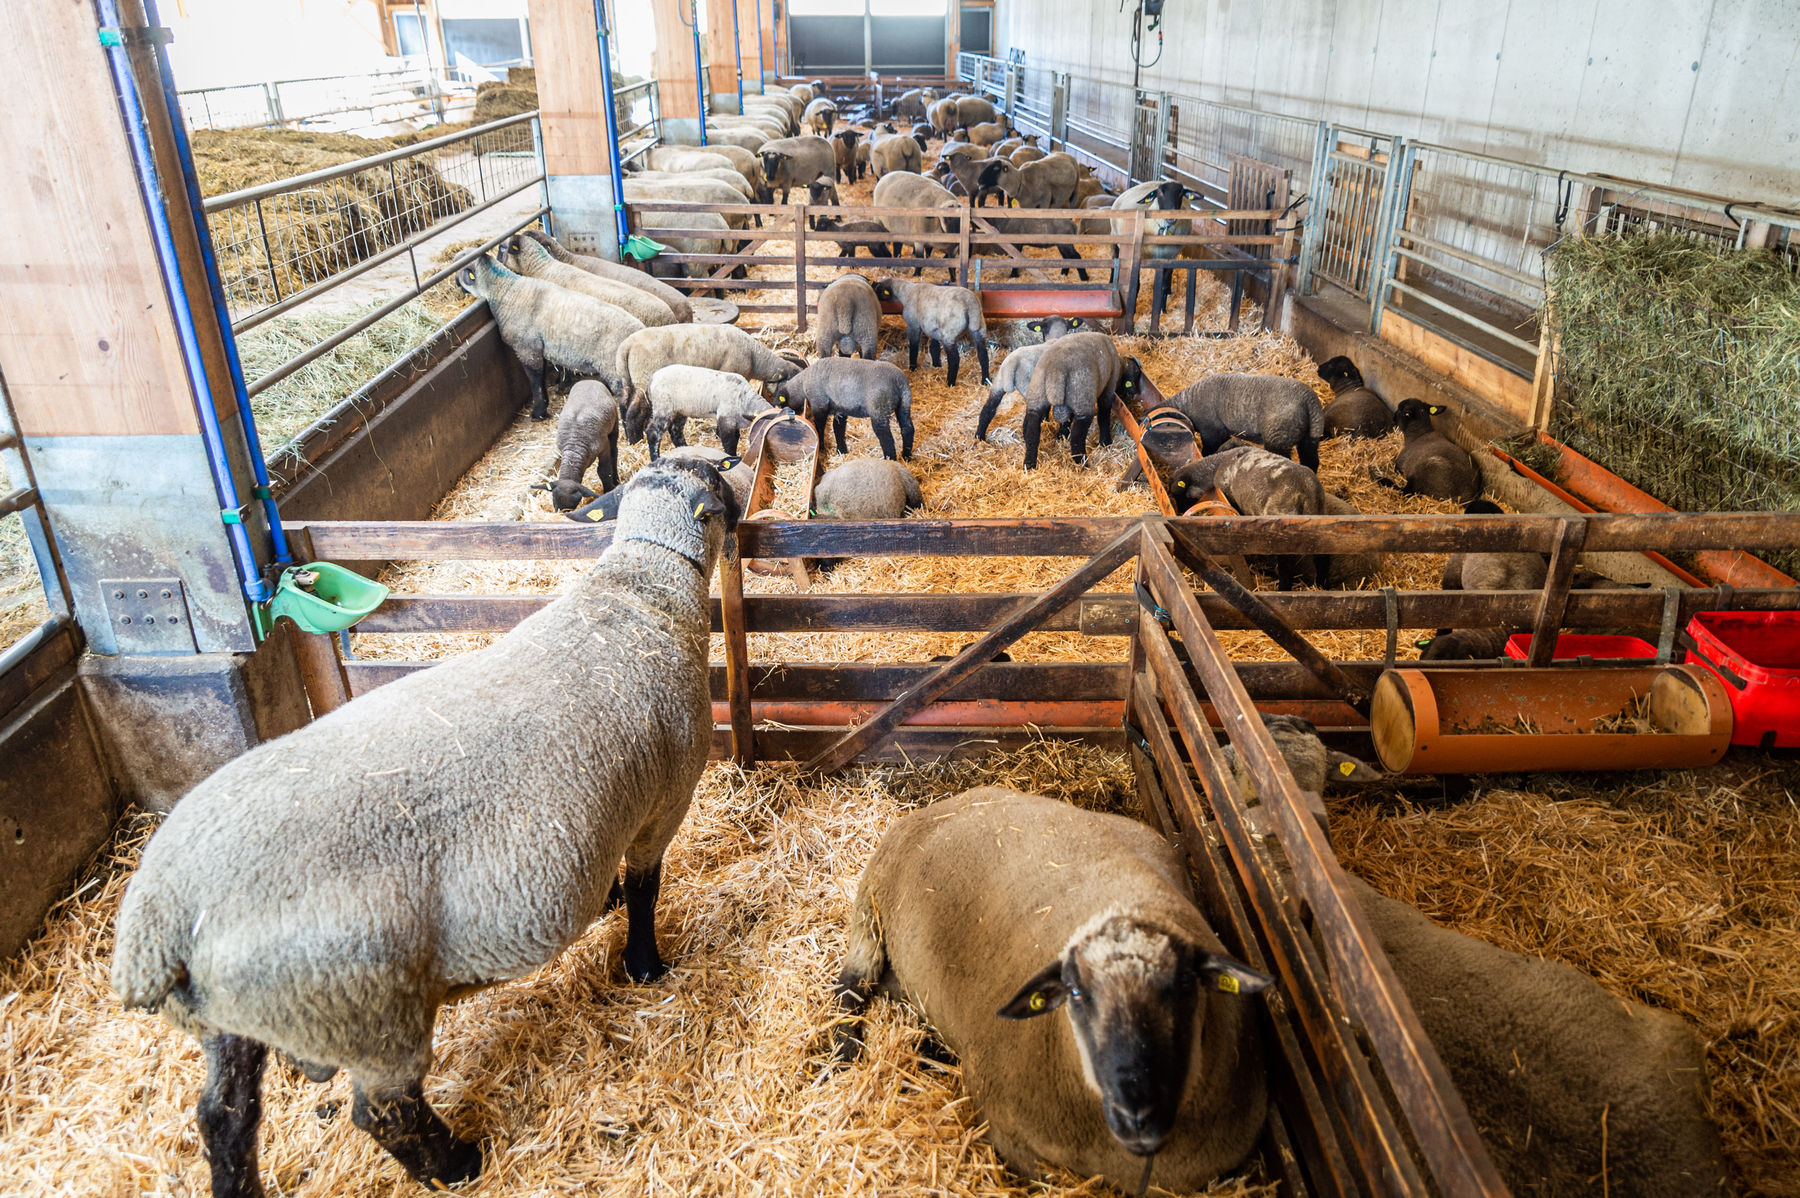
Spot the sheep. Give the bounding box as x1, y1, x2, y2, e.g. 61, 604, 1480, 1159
927, 96, 960, 137
1317, 355, 1395, 439
1164, 372, 1327, 470
804, 96, 838, 136
870, 277, 990, 386
771, 357, 915, 461
983, 153, 1081, 210
635, 211, 734, 291
1075, 177, 1109, 205
621, 177, 751, 229
615, 322, 802, 408
811, 215, 894, 259
532, 380, 620, 511
495, 234, 677, 328
455, 254, 639, 421
893, 86, 936, 122
1113, 180, 1206, 321
953, 95, 998, 130
699, 125, 768, 151
1417, 627, 1511, 660
933, 152, 1008, 206
815, 273, 881, 360
1347, 874, 1730, 1197
790, 82, 816, 107
1216, 713, 1384, 801
805, 176, 843, 210
910, 121, 935, 144
1382, 399, 1482, 501
974, 318, 1084, 441
811, 458, 922, 519
993, 136, 1024, 157
871, 171, 963, 273
629, 364, 774, 460
521, 230, 693, 323
1319, 492, 1384, 588
1010, 144, 1046, 167
854, 139, 871, 179
645, 142, 762, 194
628, 166, 756, 204
1018, 331, 1138, 468
1440, 499, 1548, 591
833, 787, 1272, 1192
757, 135, 837, 202
869, 128, 924, 178
111, 458, 741, 1197
966, 115, 1012, 147
1173, 444, 1325, 590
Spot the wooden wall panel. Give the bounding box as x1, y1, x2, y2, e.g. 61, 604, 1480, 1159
0, 0, 197, 438
652, 0, 703, 120
1378, 310, 1536, 426
706, 0, 740, 99
527, 0, 607, 176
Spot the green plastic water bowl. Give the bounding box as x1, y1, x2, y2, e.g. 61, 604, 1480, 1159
622, 234, 668, 261
270, 562, 389, 634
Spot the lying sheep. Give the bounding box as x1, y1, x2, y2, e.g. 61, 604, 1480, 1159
811, 215, 894, 259
521, 230, 693, 323
1417, 627, 1511, 660
1382, 399, 1482, 501
1019, 331, 1139, 468
112, 458, 740, 1196
804, 97, 838, 136
533, 380, 619, 510
1348, 874, 1729, 1196
1319, 492, 1384, 588
1218, 714, 1383, 799
869, 128, 924, 178
974, 317, 1083, 441
834, 787, 1272, 1192
1440, 499, 1547, 591
630, 364, 773, 459
811, 459, 922, 519
615, 322, 802, 408
456, 254, 639, 421
496, 234, 676, 328
758, 136, 837, 202
870, 277, 991, 386
772, 357, 915, 461
1165, 372, 1326, 470
1174, 443, 1324, 590
815, 273, 880, 360
1317, 355, 1395, 439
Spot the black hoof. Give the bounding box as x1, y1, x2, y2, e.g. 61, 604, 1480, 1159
626, 952, 669, 983
430, 1137, 483, 1188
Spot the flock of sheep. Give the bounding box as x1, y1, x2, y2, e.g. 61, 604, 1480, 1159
105, 82, 1733, 1198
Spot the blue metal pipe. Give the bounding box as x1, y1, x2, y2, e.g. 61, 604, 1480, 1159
141, 0, 291, 570
754, 0, 764, 91
593, 0, 631, 251
688, 0, 708, 144
95, 0, 272, 605
731, 0, 743, 112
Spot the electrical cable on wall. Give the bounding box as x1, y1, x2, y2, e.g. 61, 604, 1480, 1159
1123, 0, 1165, 77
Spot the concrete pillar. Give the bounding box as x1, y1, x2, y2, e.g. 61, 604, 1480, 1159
706, 0, 741, 113
653, 0, 706, 143
528, 0, 624, 259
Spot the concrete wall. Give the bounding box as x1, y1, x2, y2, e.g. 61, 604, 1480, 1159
992, 0, 1800, 203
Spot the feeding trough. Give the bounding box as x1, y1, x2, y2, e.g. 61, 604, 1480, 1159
1370, 664, 1733, 774
739, 408, 820, 582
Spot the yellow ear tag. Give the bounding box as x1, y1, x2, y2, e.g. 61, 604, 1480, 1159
1216, 974, 1241, 995
1029, 991, 1047, 1011
588, 510, 607, 522
694, 502, 707, 519
1176, 480, 1187, 488
1429, 405, 1443, 414
1339, 760, 1356, 776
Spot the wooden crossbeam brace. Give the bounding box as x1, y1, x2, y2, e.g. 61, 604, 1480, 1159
1525, 517, 1589, 666
800, 523, 1143, 774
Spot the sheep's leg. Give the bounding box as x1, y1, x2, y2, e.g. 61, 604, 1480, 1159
1068, 415, 1093, 465
927, 339, 942, 368
975, 390, 1006, 441
1298, 436, 1320, 472
719, 420, 742, 458
601, 427, 620, 491
621, 861, 669, 982
871, 417, 899, 461
197, 1033, 268, 1198
1022, 407, 1047, 470
351, 1077, 481, 1190
524, 362, 550, 421
1096, 391, 1116, 446
972, 333, 990, 385
668, 416, 689, 448
896, 406, 915, 459
1059, 245, 1090, 282
1151, 265, 1172, 323
810, 409, 832, 457
833, 414, 851, 456
944, 343, 961, 387
646, 419, 664, 463
906, 326, 922, 371
833, 890, 890, 1063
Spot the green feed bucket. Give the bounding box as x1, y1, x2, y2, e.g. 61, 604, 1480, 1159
623, 234, 668, 262
270, 562, 388, 634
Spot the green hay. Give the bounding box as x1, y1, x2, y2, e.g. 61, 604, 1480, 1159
1546, 232, 1800, 572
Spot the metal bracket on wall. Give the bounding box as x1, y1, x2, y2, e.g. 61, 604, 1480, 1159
100, 578, 199, 655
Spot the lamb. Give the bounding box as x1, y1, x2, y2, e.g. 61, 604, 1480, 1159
805, 176, 844, 210
933, 152, 1007, 206
455, 254, 639, 421
815, 273, 881, 360
1018, 331, 1139, 468
870, 277, 991, 386
615, 322, 802, 408
869, 128, 924, 178
833, 787, 1272, 1192
1317, 355, 1394, 439
1165, 372, 1327, 470
1347, 874, 1729, 1197
772, 357, 915, 460
893, 86, 936, 122
974, 317, 1084, 441
630, 364, 773, 459
1172, 444, 1325, 590
1382, 398, 1482, 501
533, 380, 620, 510
111, 458, 741, 1197
927, 96, 960, 136
757, 136, 837, 202
871, 171, 964, 273
1216, 713, 1383, 802
1318, 492, 1384, 588
521, 230, 693, 323
1417, 628, 1511, 660
811, 458, 922, 519
495, 234, 677, 327
1440, 499, 1548, 591
810, 215, 894, 259
804, 96, 838, 136
1113, 180, 1205, 321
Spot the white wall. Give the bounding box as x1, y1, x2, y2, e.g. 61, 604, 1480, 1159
163, 0, 393, 91
992, 0, 1800, 203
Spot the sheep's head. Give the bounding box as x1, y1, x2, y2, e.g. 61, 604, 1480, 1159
1170, 457, 1224, 507
1135, 180, 1203, 211
771, 385, 798, 411
1116, 356, 1143, 399
454, 255, 500, 297
621, 396, 652, 444
613, 457, 743, 567
1393, 398, 1444, 434
836, 129, 861, 152
1316, 354, 1364, 393
532, 478, 601, 513
1027, 316, 1082, 342
870, 279, 897, 303
998, 912, 1270, 1157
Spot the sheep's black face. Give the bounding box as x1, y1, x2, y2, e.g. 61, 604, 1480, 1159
871, 281, 895, 303
1393, 398, 1442, 433
455, 266, 480, 295
1317, 355, 1364, 392
998, 923, 1271, 1157
1117, 356, 1142, 397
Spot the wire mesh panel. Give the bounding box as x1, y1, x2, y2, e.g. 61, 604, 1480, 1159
1165, 96, 1317, 205
179, 83, 275, 130
1311, 132, 1395, 299
1012, 64, 1056, 131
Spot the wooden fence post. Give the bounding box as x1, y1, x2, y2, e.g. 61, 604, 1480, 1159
792, 202, 808, 332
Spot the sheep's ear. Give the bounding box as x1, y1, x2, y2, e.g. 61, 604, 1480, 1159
1069, 317, 1082, 328
1137, 192, 1158, 205
996, 958, 1070, 1020
529, 481, 552, 492
1414, 637, 1435, 650
1194, 953, 1273, 997
1027, 320, 1043, 334
718, 455, 742, 472
578, 485, 601, 499
1427, 404, 1444, 415
581, 507, 610, 522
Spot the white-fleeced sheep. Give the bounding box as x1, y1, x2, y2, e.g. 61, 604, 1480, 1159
615, 322, 803, 408
815, 273, 881, 360
757, 136, 837, 202
834, 787, 1271, 1192
455, 254, 640, 420
1166, 372, 1327, 470
631, 364, 773, 459
1112, 180, 1205, 321
869, 128, 925, 178
869, 277, 991, 385
811, 459, 922, 519
111, 459, 742, 1197
496, 234, 677, 328
532, 380, 620, 511
804, 97, 838, 136
772, 357, 915, 461
522, 230, 693, 323
871, 171, 964, 272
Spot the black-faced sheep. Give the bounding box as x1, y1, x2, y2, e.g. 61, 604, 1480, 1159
1113, 180, 1205, 321
112, 459, 741, 1197
981, 154, 1080, 210
533, 380, 620, 511
629, 364, 773, 459
1217, 713, 1384, 811
1019, 331, 1139, 468
811, 215, 895, 259
615, 323, 802, 408
757, 136, 837, 203
832, 129, 862, 181
933, 152, 1007, 207
811, 458, 922, 519
975, 342, 1055, 443
1317, 356, 1395, 439
871, 171, 964, 274
521, 230, 693, 323
496, 234, 677, 327
1165, 372, 1327, 470
834, 787, 1271, 1192
1173, 444, 1324, 590
804, 96, 838, 136
1417, 627, 1512, 660
870, 277, 991, 386
815, 273, 880, 360
772, 357, 915, 461
455, 254, 639, 421
1382, 399, 1482, 501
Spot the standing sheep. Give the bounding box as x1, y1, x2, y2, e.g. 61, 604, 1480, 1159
832, 129, 863, 181
973, 316, 1084, 441
804, 96, 839, 136
871, 170, 964, 273
1165, 372, 1326, 470
1018, 331, 1139, 468
1173, 443, 1325, 590
869, 128, 924, 178
455, 254, 640, 421
1113, 180, 1205, 322
615, 322, 803, 408
1381, 399, 1482, 501
630, 364, 774, 459
833, 788, 1272, 1192
870, 277, 991, 386
952, 95, 998, 130
815, 273, 881, 360
111, 459, 741, 1197
757, 136, 838, 202
1318, 355, 1395, 439
811, 214, 895, 259
532, 380, 620, 510
496, 234, 677, 327
773, 357, 915, 460
811, 459, 922, 519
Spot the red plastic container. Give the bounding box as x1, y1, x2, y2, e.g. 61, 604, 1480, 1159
1684, 612, 1800, 748
1504, 634, 1659, 662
